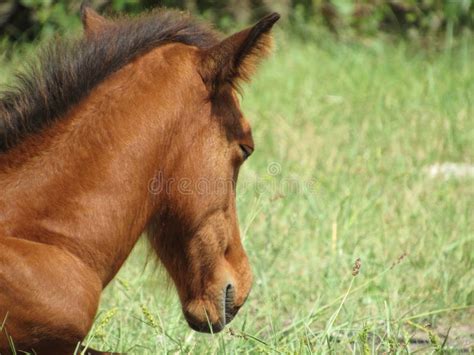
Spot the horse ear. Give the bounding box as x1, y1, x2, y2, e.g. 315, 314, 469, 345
80, 2, 110, 36
200, 13, 280, 94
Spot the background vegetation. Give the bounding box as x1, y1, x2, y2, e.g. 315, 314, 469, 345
0, 0, 473, 353
1, 0, 473, 42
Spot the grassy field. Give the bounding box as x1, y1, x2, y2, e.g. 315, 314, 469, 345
1, 31, 473, 353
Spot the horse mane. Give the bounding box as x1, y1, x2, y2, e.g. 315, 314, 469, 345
0, 9, 220, 152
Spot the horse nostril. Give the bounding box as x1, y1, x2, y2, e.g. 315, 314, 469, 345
225, 284, 234, 304
224, 283, 236, 324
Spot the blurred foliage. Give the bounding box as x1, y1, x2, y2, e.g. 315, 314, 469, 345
0, 0, 472, 43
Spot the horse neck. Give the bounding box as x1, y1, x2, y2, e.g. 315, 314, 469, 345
0, 44, 202, 285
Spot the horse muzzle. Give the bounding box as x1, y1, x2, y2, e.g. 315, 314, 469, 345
183, 283, 243, 333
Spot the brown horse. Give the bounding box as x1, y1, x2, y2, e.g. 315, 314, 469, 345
0, 4, 279, 354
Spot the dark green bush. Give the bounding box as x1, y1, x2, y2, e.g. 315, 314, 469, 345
0, 0, 472, 43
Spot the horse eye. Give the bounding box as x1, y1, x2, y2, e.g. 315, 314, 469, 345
239, 144, 253, 160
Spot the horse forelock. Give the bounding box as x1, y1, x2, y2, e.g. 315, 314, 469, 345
0, 9, 220, 153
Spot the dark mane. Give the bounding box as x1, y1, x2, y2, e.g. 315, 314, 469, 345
0, 9, 220, 152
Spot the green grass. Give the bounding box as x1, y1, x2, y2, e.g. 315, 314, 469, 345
1, 32, 473, 353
